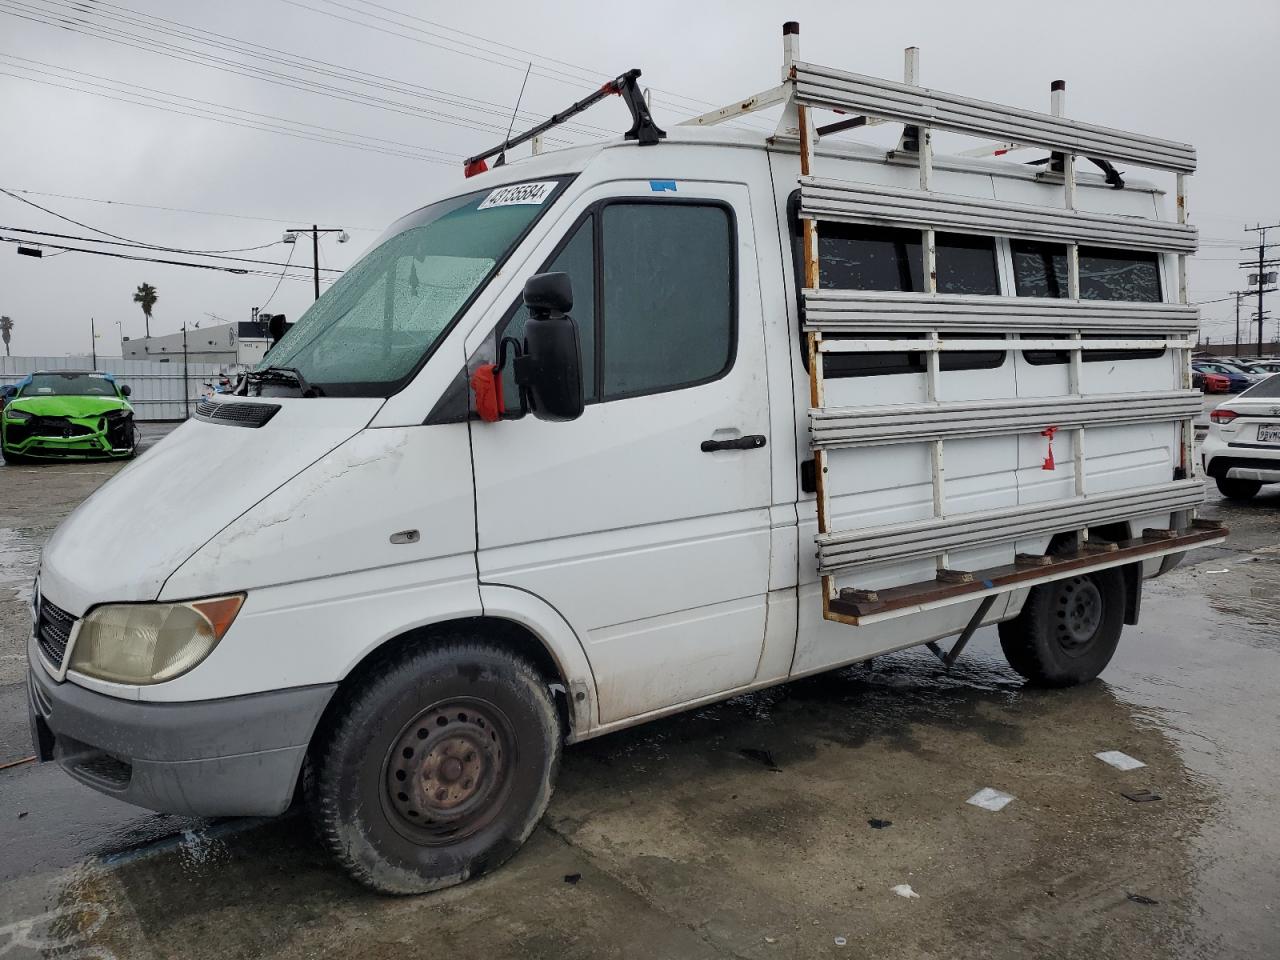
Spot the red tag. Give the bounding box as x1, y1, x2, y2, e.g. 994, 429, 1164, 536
1041, 425, 1058, 470
470, 363, 505, 422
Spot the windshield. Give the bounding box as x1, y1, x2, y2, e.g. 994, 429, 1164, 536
19, 373, 118, 398
1242, 373, 1280, 398
259, 178, 569, 396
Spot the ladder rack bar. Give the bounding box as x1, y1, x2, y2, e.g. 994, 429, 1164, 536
801, 290, 1199, 335
817, 337, 1190, 353
791, 61, 1197, 172
799, 178, 1197, 252
810, 391, 1202, 448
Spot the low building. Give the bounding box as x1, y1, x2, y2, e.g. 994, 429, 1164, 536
121, 320, 291, 367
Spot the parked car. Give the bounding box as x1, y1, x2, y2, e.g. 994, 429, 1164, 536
1203, 373, 1280, 500
1192, 362, 1254, 393
1238, 359, 1280, 376
1193, 369, 1231, 393
26, 29, 1225, 895
1, 371, 136, 464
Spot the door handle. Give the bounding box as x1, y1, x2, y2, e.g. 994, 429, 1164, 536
700, 434, 767, 453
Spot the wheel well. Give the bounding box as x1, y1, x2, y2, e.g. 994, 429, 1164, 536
1044, 523, 1141, 625
309, 617, 573, 753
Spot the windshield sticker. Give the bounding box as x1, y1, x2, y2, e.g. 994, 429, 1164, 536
477, 181, 558, 211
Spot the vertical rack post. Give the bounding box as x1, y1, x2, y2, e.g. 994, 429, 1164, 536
1054, 80, 1087, 544
909, 48, 947, 573
790, 22, 833, 609
1176, 172, 1194, 487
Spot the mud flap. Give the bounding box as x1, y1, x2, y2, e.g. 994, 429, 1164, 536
1123, 563, 1142, 626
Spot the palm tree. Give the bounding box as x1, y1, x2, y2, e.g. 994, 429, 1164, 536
0, 316, 11, 357
132, 283, 158, 338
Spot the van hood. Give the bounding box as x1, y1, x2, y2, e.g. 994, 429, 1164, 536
8, 395, 131, 418
39, 397, 383, 615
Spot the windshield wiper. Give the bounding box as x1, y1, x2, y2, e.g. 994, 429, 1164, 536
245, 365, 325, 397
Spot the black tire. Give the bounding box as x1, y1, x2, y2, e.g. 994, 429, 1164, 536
308, 639, 561, 894
1215, 477, 1261, 502
998, 567, 1125, 687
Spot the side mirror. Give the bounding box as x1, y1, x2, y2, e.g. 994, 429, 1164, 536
517, 272, 583, 422
267, 313, 287, 345
119, 384, 131, 397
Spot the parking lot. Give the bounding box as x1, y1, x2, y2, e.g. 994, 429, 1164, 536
1, 419, 1277, 959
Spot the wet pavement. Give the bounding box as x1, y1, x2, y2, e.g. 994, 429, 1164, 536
1, 423, 1277, 958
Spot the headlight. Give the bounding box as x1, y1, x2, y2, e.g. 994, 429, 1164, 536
5, 409, 31, 422
68, 595, 244, 684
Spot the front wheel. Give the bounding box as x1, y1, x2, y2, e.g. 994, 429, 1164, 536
1215, 477, 1261, 502
998, 567, 1125, 687
308, 639, 561, 894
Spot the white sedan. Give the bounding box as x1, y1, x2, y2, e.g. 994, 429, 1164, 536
1203, 373, 1280, 501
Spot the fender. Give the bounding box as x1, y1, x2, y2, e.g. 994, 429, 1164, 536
479, 582, 599, 740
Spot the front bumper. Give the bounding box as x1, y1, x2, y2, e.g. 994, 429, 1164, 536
3, 413, 134, 459
27, 637, 336, 817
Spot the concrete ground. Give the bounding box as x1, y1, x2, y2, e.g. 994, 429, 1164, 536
1, 412, 1277, 959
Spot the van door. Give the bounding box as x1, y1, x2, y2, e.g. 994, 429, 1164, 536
467, 181, 772, 724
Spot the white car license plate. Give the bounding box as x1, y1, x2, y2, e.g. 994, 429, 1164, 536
1258, 425, 1280, 444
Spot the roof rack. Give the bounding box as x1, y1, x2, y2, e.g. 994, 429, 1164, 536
701, 22, 1207, 627
462, 68, 666, 177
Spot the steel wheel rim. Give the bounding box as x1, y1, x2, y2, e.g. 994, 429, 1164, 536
380, 697, 515, 846
1054, 576, 1102, 656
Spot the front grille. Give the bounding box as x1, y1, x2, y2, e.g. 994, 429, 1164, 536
27, 416, 93, 438
195, 397, 280, 428
37, 598, 77, 669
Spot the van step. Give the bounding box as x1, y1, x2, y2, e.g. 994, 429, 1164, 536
826, 523, 1226, 624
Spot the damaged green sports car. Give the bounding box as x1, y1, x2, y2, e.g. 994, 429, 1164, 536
1, 371, 137, 464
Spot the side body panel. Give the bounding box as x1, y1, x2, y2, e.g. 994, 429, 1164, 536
466, 161, 780, 725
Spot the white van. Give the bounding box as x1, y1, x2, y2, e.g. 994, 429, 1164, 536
27, 25, 1225, 893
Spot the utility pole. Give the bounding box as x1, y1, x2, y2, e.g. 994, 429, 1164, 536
90, 317, 96, 367
283, 226, 349, 302
1235, 291, 1242, 356
182, 322, 190, 420
1241, 223, 1280, 356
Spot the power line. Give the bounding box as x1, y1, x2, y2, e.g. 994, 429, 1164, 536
261, 242, 299, 309
325, 0, 778, 126
0, 234, 316, 277
1, 0, 578, 147
0, 225, 345, 272
0, 186, 375, 231
0, 185, 281, 254
0, 67, 457, 166
275, 0, 776, 134
0, 54, 463, 162
72, 0, 612, 137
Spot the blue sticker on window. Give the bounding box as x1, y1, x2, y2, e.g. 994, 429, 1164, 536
649, 180, 677, 192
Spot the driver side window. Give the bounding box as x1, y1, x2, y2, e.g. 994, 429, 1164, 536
494, 199, 735, 410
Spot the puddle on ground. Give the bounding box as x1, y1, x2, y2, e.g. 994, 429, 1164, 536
0, 527, 39, 602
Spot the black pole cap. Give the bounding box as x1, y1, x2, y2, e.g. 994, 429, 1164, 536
1051, 79, 1066, 91
783, 21, 800, 35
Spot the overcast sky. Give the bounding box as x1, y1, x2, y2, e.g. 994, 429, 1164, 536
1, 0, 1277, 357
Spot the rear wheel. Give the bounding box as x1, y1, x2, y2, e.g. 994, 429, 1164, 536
998, 567, 1125, 687
308, 638, 561, 894
1215, 477, 1261, 502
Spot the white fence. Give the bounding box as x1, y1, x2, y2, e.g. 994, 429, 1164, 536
0, 356, 234, 421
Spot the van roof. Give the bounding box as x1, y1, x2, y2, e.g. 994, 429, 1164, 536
476, 124, 1162, 196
